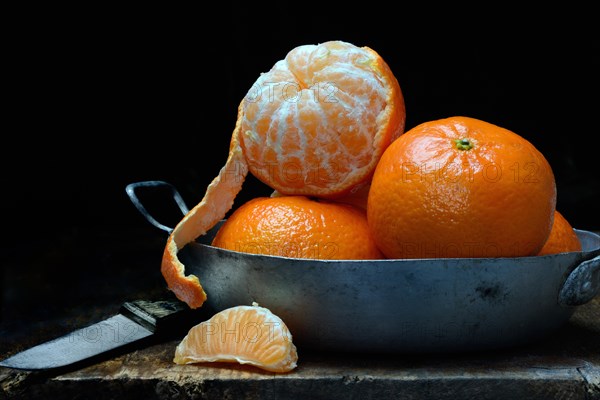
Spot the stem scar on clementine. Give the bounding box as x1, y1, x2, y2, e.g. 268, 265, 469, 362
162, 40, 406, 308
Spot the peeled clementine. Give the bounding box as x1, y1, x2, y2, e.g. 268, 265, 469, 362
241, 41, 405, 197
162, 41, 405, 308
537, 210, 582, 255
212, 195, 383, 260
367, 116, 557, 259
174, 303, 298, 373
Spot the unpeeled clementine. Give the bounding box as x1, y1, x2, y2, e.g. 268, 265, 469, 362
367, 116, 557, 259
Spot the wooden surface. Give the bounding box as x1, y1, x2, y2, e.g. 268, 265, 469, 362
1, 296, 599, 399
1, 228, 599, 399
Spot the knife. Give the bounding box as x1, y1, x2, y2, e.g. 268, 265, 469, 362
0, 182, 201, 371
0, 298, 205, 370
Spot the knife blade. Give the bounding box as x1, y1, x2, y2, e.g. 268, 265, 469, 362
0, 298, 204, 370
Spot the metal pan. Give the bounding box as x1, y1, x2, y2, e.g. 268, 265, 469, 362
127, 181, 600, 353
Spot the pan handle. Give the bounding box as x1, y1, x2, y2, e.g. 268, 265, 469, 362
125, 180, 189, 234
558, 255, 600, 306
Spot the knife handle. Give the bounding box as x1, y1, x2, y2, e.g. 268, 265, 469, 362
119, 299, 203, 336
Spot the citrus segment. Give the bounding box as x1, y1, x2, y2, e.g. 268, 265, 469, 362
537, 211, 582, 255
367, 116, 557, 259
211, 195, 383, 260
173, 304, 298, 373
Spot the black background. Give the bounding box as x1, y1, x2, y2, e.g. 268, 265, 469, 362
5, 5, 600, 234
1, 5, 599, 327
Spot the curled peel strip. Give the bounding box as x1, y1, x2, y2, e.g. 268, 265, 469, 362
161, 101, 248, 309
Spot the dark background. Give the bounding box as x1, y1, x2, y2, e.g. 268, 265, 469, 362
1, 5, 599, 332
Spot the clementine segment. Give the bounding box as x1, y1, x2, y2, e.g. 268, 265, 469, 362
162, 41, 404, 308
174, 304, 298, 373
367, 116, 557, 259
212, 196, 383, 260
537, 211, 582, 255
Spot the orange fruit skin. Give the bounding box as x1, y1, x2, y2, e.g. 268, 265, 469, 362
160, 104, 248, 309
271, 181, 371, 210
212, 196, 384, 260
240, 40, 405, 199
367, 116, 557, 259
537, 211, 582, 255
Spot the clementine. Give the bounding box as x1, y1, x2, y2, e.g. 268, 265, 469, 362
537, 210, 582, 255
367, 116, 557, 259
162, 40, 405, 307
174, 303, 298, 373
211, 195, 383, 260
270, 182, 370, 210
